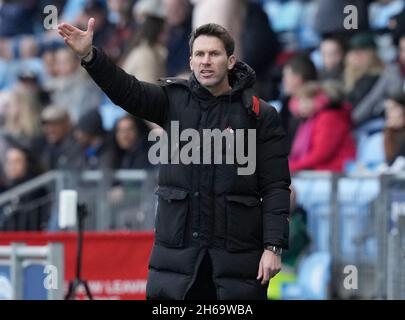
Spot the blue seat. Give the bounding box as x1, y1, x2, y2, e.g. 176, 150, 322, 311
338, 178, 380, 262
23, 264, 47, 300
357, 132, 385, 170
0, 266, 12, 299
293, 178, 331, 252
0, 263, 48, 300
99, 95, 127, 131
281, 251, 331, 299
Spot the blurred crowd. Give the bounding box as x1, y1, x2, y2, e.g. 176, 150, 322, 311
0, 0, 405, 231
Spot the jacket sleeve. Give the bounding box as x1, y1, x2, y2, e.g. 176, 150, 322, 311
257, 102, 291, 249
351, 65, 403, 126
81, 47, 169, 127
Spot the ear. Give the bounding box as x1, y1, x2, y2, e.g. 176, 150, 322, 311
228, 54, 236, 70
189, 56, 193, 71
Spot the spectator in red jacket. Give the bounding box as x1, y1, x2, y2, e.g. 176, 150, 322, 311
289, 81, 356, 173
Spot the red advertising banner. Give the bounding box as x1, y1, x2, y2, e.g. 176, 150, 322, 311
0, 231, 154, 300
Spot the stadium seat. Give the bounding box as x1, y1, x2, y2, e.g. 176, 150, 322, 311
293, 177, 331, 252
281, 251, 331, 300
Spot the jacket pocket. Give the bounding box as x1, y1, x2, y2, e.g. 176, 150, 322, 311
225, 195, 262, 252
154, 186, 189, 248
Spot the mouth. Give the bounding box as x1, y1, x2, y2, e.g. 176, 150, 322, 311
200, 70, 214, 78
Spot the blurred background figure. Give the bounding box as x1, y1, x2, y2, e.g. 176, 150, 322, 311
318, 36, 346, 81
0, 0, 38, 38
45, 47, 103, 123
163, 0, 192, 77
0, 144, 49, 231
351, 32, 405, 131
108, 115, 157, 230
344, 32, 385, 128
15, 69, 51, 106
288, 81, 356, 173
74, 108, 115, 170
122, 4, 167, 83
383, 92, 405, 169
3, 88, 42, 149
112, 114, 154, 170
38, 105, 82, 171
280, 54, 318, 151
105, 0, 137, 63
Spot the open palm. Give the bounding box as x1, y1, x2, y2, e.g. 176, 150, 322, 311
57, 18, 95, 57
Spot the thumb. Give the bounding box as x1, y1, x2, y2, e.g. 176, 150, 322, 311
87, 17, 95, 34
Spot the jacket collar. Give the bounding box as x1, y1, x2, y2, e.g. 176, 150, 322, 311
159, 60, 256, 101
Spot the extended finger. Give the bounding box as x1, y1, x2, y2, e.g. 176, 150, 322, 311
57, 29, 69, 39
61, 23, 77, 33
57, 26, 72, 37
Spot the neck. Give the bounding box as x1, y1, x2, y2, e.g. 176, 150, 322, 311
205, 79, 232, 97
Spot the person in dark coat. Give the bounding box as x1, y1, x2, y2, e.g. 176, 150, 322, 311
58, 20, 291, 300
112, 114, 154, 170
38, 105, 83, 171
74, 108, 115, 170
280, 54, 318, 152
0, 144, 49, 231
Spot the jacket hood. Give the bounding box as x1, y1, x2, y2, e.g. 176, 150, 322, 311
227, 60, 256, 92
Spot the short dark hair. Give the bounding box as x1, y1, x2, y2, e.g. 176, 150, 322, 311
285, 54, 318, 81
189, 23, 235, 57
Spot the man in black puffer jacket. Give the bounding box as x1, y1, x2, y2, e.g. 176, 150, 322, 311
58, 19, 291, 300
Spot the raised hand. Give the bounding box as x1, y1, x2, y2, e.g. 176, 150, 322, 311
57, 18, 95, 57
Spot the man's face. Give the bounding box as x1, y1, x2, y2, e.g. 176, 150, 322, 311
5, 148, 27, 181
320, 39, 343, 71
42, 120, 70, 144
190, 35, 235, 90
74, 129, 91, 147
116, 118, 137, 150
55, 48, 79, 77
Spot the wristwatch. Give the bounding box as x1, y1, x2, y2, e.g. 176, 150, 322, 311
265, 245, 283, 256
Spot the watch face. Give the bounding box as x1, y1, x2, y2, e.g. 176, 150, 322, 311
266, 246, 282, 255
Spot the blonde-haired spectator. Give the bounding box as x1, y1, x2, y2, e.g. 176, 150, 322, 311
4, 89, 41, 147
344, 33, 385, 127
121, 10, 167, 83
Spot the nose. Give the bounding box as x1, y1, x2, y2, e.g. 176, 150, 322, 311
201, 53, 211, 65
